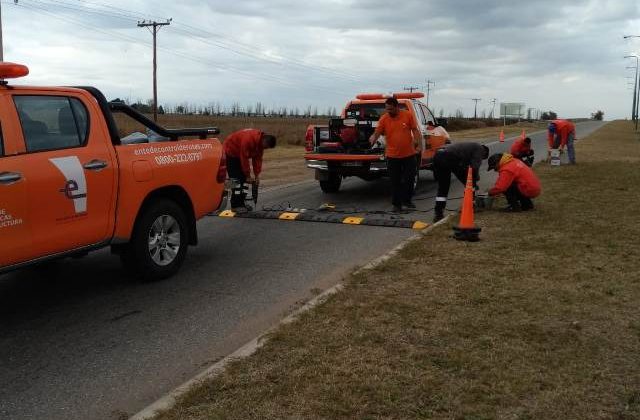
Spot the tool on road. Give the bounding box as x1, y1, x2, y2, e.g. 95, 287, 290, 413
452, 166, 481, 241
249, 180, 259, 206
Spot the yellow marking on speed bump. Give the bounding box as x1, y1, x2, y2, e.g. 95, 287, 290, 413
219, 210, 236, 218
412, 221, 430, 230
342, 216, 364, 225
279, 212, 300, 221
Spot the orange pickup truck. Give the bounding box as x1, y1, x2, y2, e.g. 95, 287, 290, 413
0, 63, 227, 280
304, 92, 449, 192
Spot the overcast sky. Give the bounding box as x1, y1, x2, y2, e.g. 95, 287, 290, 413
3, 0, 640, 119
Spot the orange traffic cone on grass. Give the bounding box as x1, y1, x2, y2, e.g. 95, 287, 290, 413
452, 166, 481, 242
520, 129, 526, 141
499, 129, 505, 143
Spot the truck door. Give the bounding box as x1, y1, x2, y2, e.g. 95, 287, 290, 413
0, 122, 31, 267
13, 94, 116, 258
411, 102, 429, 163
421, 104, 446, 161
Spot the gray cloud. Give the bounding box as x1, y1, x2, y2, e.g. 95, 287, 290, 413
3, 0, 639, 118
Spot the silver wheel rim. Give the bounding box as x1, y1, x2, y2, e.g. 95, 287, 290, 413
148, 214, 181, 267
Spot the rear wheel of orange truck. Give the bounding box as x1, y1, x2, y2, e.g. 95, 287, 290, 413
121, 199, 189, 281
319, 173, 341, 193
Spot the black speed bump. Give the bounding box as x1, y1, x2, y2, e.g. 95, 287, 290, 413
217, 210, 429, 230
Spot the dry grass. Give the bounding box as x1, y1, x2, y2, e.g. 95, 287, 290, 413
152, 121, 640, 420
113, 114, 325, 146
452, 121, 549, 141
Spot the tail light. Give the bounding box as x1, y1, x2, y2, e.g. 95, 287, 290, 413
216, 150, 227, 183
304, 125, 314, 152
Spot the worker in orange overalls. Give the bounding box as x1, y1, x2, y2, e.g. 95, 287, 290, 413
368, 97, 422, 212
510, 136, 534, 166
224, 129, 277, 212
487, 153, 541, 212
547, 119, 576, 164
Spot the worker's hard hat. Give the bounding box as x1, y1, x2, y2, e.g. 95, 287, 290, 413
487, 153, 502, 171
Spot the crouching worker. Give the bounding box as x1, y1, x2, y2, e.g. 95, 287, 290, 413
487, 153, 541, 212
432, 142, 489, 222
510, 136, 534, 166
223, 129, 277, 213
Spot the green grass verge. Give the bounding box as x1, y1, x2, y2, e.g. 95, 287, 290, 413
154, 121, 640, 420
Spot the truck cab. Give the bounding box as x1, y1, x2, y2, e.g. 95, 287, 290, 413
0, 62, 227, 280
304, 92, 449, 192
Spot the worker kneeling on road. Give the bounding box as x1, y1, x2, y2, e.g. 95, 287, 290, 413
510, 136, 534, 166
432, 142, 489, 222
224, 129, 277, 213
487, 153, 541, 212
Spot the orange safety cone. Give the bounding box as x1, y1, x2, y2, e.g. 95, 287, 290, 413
452, 166, 481, 242
520, 129, 526, 141
499, 129, 505, 143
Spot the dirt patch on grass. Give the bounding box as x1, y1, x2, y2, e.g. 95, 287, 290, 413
152, 121, 640, 419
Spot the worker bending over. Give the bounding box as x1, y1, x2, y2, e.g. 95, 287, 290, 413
487, 153, 541, 212
432, 142, 489, 222
224, 129, 277, 212
510, 136, 534, 166
547, 119, 576, 164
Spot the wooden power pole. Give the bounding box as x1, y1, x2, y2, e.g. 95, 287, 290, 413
137, 19, 171, 121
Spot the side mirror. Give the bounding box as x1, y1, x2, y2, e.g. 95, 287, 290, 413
436, 118, 448, 128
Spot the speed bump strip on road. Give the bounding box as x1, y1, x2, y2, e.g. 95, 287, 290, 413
215, 210, 430, 230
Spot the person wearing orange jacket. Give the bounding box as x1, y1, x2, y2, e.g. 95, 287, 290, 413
510, 136, 534, 166
369, 97, 422, 212
224, 129, 277, 211
547, 119, 576, 164
487, 153, 541, 211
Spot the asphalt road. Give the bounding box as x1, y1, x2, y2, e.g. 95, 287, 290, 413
0, 121, 605, 420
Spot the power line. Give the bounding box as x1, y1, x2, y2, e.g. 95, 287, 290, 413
7, 1, 353, 96
137, 19, 171, 122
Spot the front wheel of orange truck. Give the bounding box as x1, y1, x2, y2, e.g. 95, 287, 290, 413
121, 199, 189, 281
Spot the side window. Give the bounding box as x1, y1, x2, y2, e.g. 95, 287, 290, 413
14, 96, 90, 153
422, 105, 436, 125
413, 102, 427, 125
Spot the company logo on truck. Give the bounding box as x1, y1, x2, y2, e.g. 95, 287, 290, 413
49, 156, 88, 214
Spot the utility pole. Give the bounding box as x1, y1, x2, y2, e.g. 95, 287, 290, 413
489, 98, 497, 119
138, 19, 171, 122
470, 98, 481, 119
425, 79, 435, 109
625, 60, 638, 123
403, 86, 420, 93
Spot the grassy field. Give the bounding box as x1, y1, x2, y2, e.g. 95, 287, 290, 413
150, 121, 640, 420
115, 113, 550, 146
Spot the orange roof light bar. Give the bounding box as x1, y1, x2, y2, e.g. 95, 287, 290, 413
0, 62, 29, 79
355, 92, 425, 100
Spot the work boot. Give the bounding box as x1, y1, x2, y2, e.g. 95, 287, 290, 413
433, 200, 446, 222
501, 204, 521, 213
232, 206, 249, 214
520, 199, 534, 211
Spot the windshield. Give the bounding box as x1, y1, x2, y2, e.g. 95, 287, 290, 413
344, 103, 408, 121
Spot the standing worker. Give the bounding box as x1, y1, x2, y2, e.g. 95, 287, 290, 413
369, 97, 422, 212
547, 119, 576, 164
432, 142, 489, 222
487, 153, 541, 211
224, 128, 277, 212
510, 136, 535, 166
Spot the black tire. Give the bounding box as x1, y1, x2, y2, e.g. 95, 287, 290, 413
121, 199, 189, 281
319, 173, 342, 193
